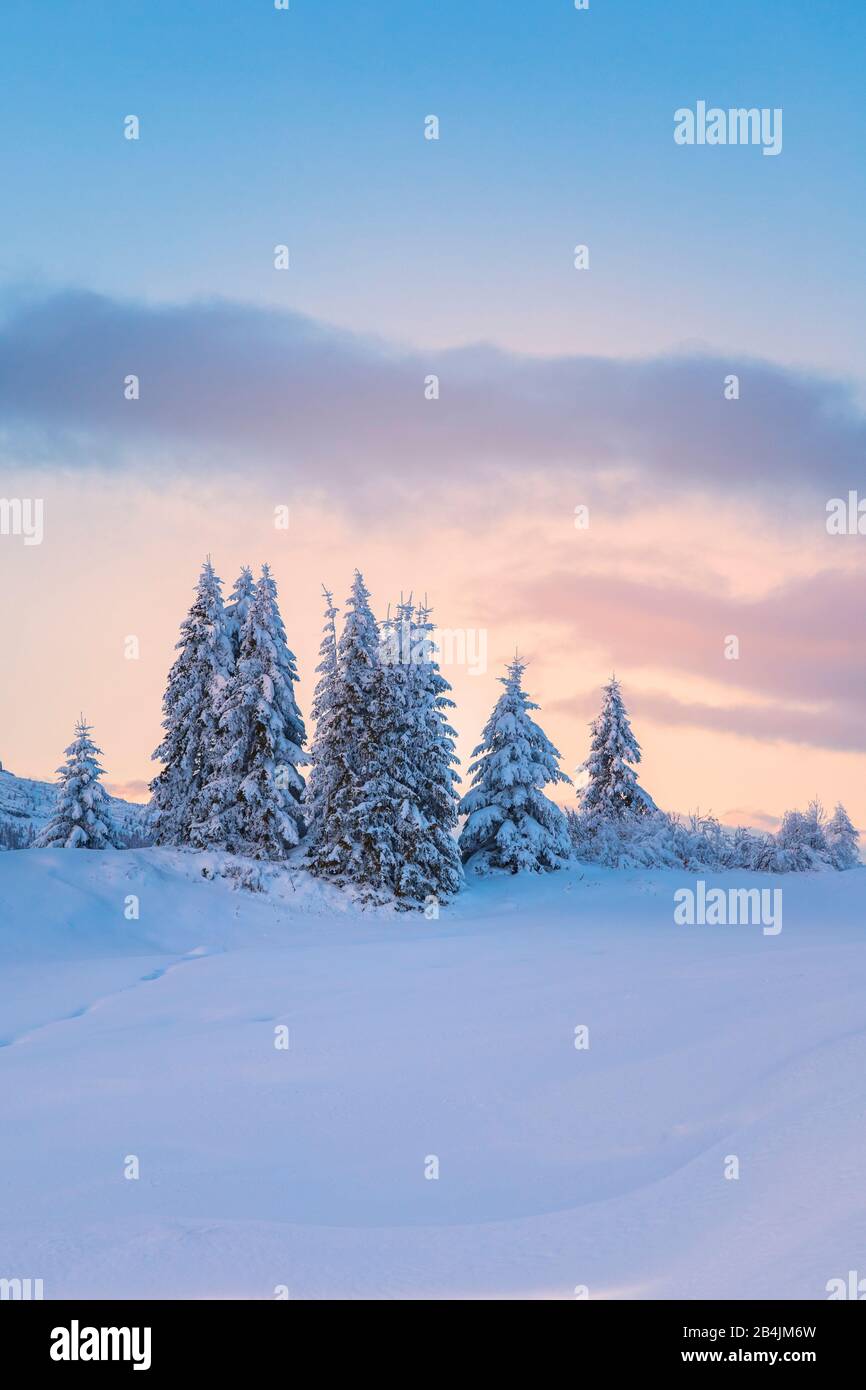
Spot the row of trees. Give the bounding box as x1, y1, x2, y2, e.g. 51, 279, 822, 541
147, 561, 599, 898
32, 561, 860, 892
146, 562, 465, 903
567, 678, 859, 873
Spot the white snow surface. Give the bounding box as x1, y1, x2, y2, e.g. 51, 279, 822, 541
1, 847, 864, 1300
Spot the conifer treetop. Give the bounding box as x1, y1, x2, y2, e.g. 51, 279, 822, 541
225, 565, 257, 654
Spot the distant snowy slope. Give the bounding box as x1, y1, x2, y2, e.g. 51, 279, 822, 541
0, 767, 151, 849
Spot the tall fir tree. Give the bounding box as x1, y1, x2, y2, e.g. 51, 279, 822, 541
306, 570, 382, 885
304, 585, 341, 853
194, 564, 307, 858
459, 658, 571, 872
343, 627, 418, 900
34, 717, 118, 849
308, 581, 462, 905
579, 675, 655, 819
343, 594, 446, 904
398, 601, 462, 900
826, 802, 859, 869
149, 558, 234, 845
225, 565, 256, 658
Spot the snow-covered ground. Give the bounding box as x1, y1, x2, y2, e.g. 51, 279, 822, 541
1, 847, 864, 1300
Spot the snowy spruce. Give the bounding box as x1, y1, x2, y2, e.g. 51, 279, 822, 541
826, 803, 860, 870
305, 574, 462, 906
192, 565, 307, 859
459, 657, 571, 874
305, 570, 381, 887
149, 558, 234, 846
399, 601, 463, 899
302, 585, 342, 858
33, 718, 119, 850
578, 674, 656, 820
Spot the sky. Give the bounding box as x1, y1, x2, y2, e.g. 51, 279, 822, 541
1, 0, 864, 835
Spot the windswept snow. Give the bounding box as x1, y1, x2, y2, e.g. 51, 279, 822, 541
0, 848, 864, 1299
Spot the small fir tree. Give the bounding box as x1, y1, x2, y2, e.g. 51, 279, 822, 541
579, 675, 655, 819
34, 717, 118, 849
459, 657, 571, 873
826, 803, 859, 869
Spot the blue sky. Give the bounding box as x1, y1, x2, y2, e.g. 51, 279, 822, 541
2, 1, 865, 831
1, 0, 865, 372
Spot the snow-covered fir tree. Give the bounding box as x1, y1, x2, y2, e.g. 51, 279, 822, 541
149, 558, 234, 845
34, 717, 118, 849
194, 565, 307, 858
343, 628, 420, 901
826, 803, 859, 869
360, 597, 463, 902
307, 582, 462, 905
459, 657, 571, 873
306, 570, 384, 888
224, 565, 256, 658
303, 585, 341, 854
578, 675, 655, 819
399, 601, 462, 901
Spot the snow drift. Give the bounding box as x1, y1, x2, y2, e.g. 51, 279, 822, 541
1, 847, 864, 1299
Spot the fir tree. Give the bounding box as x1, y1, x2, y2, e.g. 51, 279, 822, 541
304, 585, 341, 853
34, 717, 118, 849
307, 570, 382, 885
579, 675, 655, 819
307, 585, 463, 905
225, 565, 256, 658
342, 634, 417, 900
341, 595, 464, 904
826, 803, 860, 869
149, 558, 234, 845
194, 565, 307, 858
459, 658, 571, 873
398, 601, 462, 901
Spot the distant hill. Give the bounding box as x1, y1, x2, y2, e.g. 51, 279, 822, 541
0, 767, 152, 849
